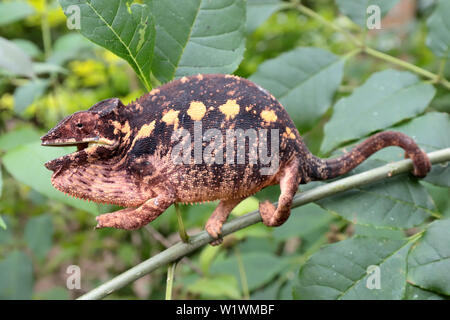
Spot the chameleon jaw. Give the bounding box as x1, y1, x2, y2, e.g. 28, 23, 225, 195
42, 137, 118, 171
40, 137, 111, 147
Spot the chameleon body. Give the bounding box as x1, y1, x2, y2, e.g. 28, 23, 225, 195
41, 74, 431, 244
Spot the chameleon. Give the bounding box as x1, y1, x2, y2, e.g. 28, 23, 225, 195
41, 73, 431, 244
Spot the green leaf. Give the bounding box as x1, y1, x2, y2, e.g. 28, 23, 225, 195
48, 33, 95, 66
33, 63, 67, 75
59, 0, 156, 90
0, 251, 34, 299
0, 165, 2, 197
210, 252, 287, 291
0, 216, 6, 230
0, 126, 41, 152
422, 182, 450, 218
251, 281, 281, 300
24, 214, 54, 260
354, 225, 405, 240
2, 142, 99, 214
407, 219, 450, 296
335, 0, 400, 28
14, 79, 50, 113
186, 274, 241, 299
405, 284, 448, 300
353, 112, 450, 187
0, 167, 3, 230
250, 47, 344, 132
199, 245, 222, 275
246, 0, 281, 33
0, 37, 35, 78
231, 196, 259, 216
321, 70, 436, 154
34, 287, 70, 300
149, 0, 246, 83
316, 160, 435, 229
293, 236, 414, 300
426, 0, 450, 59
0, 217, 12, 243
0, 1, 35, 26
11, 39, 42, 58
272, 203, 334, 241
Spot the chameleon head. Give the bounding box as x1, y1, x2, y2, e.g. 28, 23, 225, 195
41, 98, 125, 172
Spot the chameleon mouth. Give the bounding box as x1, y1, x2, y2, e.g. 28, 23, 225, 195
41, 137, 107, 148
42, 138, 115, 171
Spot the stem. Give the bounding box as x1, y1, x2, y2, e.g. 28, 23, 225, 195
437, 58, 447, 81
365, 47, 437, 80
365, 47, 450, 90
175, 203, 190, 243
343, 48, 362, 61
234, 247, 250, 300
77, 148, 450, 300
165, 262, 177, 300
41, 0, 52, 59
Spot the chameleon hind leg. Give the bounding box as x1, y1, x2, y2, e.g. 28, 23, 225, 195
259, 158, 300, 227
205, 197, 244, 245
96, 193, 175, 230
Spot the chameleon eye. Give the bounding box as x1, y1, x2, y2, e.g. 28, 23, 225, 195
76, 123, 83, 128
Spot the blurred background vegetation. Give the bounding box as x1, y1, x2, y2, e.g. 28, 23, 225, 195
0, 0, 449, 300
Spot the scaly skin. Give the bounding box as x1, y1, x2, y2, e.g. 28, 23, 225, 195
41, 74, 431, 244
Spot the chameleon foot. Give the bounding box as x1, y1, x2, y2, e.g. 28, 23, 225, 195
259, 200, 277, 226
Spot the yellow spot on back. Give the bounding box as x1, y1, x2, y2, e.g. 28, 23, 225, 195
196, 74, 204, 80
218, 99, 240, 120
162, 109, 180, 129
129, 120, 156, 150
261, 110, 277, 123
181, 76, 188, 83
136, 120, 156, 139
187, 101, 206, 121
285, 127, 296, 139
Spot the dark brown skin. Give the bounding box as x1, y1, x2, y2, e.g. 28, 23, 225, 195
41, 74, 431, 244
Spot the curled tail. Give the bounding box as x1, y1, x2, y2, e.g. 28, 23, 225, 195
308, 131, 431, 181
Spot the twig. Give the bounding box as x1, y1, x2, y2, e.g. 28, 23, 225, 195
165, 263, 177, 300
234, 247, 250, 300
77, 148, 450, 300
364, 47, 450, 90
145, 225, 203, 276
175, 203, 190, 243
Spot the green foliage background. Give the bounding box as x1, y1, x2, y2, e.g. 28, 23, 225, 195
0, 0, 449, 300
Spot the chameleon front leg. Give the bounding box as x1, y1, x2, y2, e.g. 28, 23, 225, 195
96, 193, 175, 230
259, 158, 300, 227
205, 198, 244, 245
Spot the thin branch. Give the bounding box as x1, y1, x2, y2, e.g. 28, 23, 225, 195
364, 47, 450, 90
78, 148, 450, 300
145, 225, 203, 276
165, 262, 177, 300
